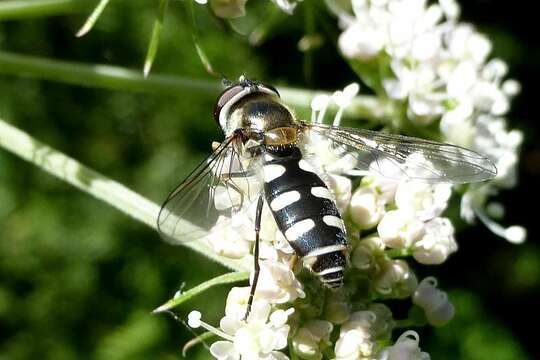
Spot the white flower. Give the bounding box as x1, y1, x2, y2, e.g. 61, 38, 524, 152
413, 277, 454, 326
350, 186, 386, 229
292, 320, 333, 360
395, 181, 452, 221
412, 217, 457, 264
387, 2, 445, 60
335, 311, 377, 360
373, 259, 418, 298
378, 331, 431, 360
225, 287, 266, 321
252, 259, 305, 304
446, 24, 491, 64
188, 301, 293, 360
271, 0, 302, 14
383, 61, 444, 122
472, 115, 523, 188
206, 217, 252, 259
377, 209, 425, 249
339, 21, 386, 61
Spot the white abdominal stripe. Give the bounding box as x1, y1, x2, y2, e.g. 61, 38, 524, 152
304, 244, 347, 259
270, 190, 301, 211
311, 186, 333, 200
263, 164, 286, 182
323, 215, 346, 232
298, 159, 317, 173
316, 266, 345, 277
285, 219, 316, 241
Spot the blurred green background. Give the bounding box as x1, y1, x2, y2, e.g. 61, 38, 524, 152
0, 1, 538, 359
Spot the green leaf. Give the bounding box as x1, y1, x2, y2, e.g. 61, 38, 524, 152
76, 0, 112, 37
0, 117, 252, 273
143, 0, 169, 77
185, 0, 216, 75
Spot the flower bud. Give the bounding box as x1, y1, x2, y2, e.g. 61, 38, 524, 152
378, 210, 425, 249
206, 218, 251, 258
351, 236, 385, 271
368, 303, 395, 339
350, 187, 386, 229
254, 259, 305, 304
210, 0, 247, 18
374, 259, 418, 299
292, 320, 333, 360
413, 217, 457, 264
335, 311, 377, 360
379, 331, 431, 360
413, 277, 455, 326
395, 181, 452, 221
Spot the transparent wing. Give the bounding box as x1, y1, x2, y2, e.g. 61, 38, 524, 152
302, 123, 497, 184
157, 135, 264, 244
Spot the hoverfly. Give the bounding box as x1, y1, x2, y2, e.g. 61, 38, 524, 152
157, 77, 496, 319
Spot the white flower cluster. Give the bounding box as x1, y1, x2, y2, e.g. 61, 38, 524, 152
331, 0, 525, 243
349, 174, 457, 266
185, 83, 461, 359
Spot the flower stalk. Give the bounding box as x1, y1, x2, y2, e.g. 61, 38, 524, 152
0, 51, 396, 123
0, 0, 92, 20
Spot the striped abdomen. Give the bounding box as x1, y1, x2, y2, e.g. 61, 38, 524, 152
263, 146, 347, 288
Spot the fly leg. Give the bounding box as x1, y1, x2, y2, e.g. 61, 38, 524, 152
218, 170, 256, 212
243, 195, 264, 322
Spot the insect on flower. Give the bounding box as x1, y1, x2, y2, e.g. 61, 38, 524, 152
157, 76, 497, 320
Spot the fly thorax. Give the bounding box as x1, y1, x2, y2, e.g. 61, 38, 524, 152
225, 94, 295, 136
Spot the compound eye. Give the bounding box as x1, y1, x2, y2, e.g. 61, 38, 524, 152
261, 83, 280, 97
213, 84, 245, 124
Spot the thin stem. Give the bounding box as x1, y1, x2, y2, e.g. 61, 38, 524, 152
76, 0, 112, 37
182, 331, 215, 357
0, 51, 218, 95
0, 0, 92, 20
0, 51, 396, 122
0, 117, 251, 273
153, 271, 249, 313
385, 248, 412, 258
143, 0, 169, 77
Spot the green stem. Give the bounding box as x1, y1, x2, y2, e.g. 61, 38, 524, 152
0, 0, 92, 20
0, 117, 251, 273
182, 331, 215, 357
153, 271, 249, 313
385, 248, 412, 258
0, 51, 218, 95
0, 51, 396, 122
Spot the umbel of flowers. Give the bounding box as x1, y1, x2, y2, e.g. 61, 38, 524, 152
184, 0, 524, 359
